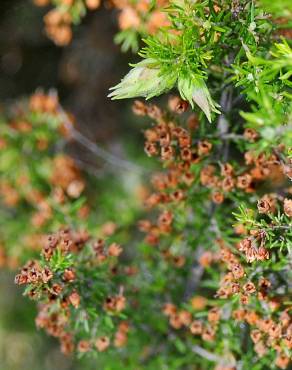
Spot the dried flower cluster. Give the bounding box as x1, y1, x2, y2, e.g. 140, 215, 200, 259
34, 0, 101, 45
0, 92, 90, 266
15, 228, 128, 355
33, 0, 169, 48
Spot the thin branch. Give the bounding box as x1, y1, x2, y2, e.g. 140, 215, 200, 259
71, 157, 107, 179
192, 345, 236, 367
217, 84, 233, 162
183, 204, 217, 300
57, 104, 146, 175
183, 246, 204, 300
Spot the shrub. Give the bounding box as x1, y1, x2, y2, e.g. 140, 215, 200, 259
0, 0, 291, 369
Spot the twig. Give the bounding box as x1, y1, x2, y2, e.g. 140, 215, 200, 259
217, 84, 233, 162
183, 246, 204, 300
56, 104, 146, 175
183, 204, 217, 300
192, 345, 236, 367
71, 157, 107, 178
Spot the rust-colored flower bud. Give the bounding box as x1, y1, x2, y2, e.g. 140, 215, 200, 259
168, 96, 189, 114
68, 290, 80, 308
257, 194, 276, 214
63, 268, 76, 282
283, 198, 292, 217
77, 340, 91, 353
198, 140, 212, 156
86, 0, 101, 10
108, 243, 123, 257
190, 320, 203, 335
244, 128, 258, 142
95, 336, 110, 352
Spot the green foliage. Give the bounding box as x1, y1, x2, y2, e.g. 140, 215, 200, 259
259, 0, 292, 18
110, 0, 274, 122
231, 39, 292, 152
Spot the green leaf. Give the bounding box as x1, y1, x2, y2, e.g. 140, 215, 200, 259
108, 58, 177, 100
178, 76, 220, 122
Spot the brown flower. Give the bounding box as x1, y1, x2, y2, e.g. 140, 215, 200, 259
187, 114, 199, 130
114, 330, 128, 347
68, 291, 80, 308
230, 263, 245, 279
244, 151, 255, 165
243, 281, 256, 295
190, 296, 207, 310
257, 246, 269, 261
63, 268, 76, 282
240, 294, 249, 305
178, 310, 192, 326
258, 278, 271, 290
158, 210, 173, 228
244, 128, 258, 142
86, 0, 101, 10
144, 129, 159, 142
132, 100, 147, 116
198, 140, 212, 156
182, 171, 195, 186
283, 198, 292, 217
118, 321, 130, 333
66, 180, 85, 198
171, 189, 185, 202
269, 323, 282, 339
104, 295, 126, 312
172, 255, 186, 268
41, 267, 53, 283
180, 147, 192, 161
144, 142, 158, 156
77, 340, 91, 353
245, 311, 259, 325
275, 354, 290, 369
168, 96, 189, 114
161, 146, 175, 161
220, 163, 234, 177
238, 237, 252, 252
108, 243, 123, 257
199, 251, 213, 267
231, 282, 240, 294
162, 303, 177, 316
208, 307, 221, 323
258, 318, 273, 333
95, 336, 110, 352
178, 133, 192, 148
250, 329, 262, 343
202, 325, 216, 342
118, 7, 140, 30
212, 190, 224, 204
115, 295, 126, 312
222, 176, 235, 192
158, 130, 171, 147
190, 320, 203, 335
254, 341, 267, 357
257, 194, 276, 214
237, 173, 252, 189
169, 313, 183, 329
232, 309, 246, 321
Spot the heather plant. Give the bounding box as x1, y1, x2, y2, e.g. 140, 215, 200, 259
0, 92, 142, 266
0, 0, 291, 369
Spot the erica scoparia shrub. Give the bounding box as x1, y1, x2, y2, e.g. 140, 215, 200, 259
1, 0, 290, 369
